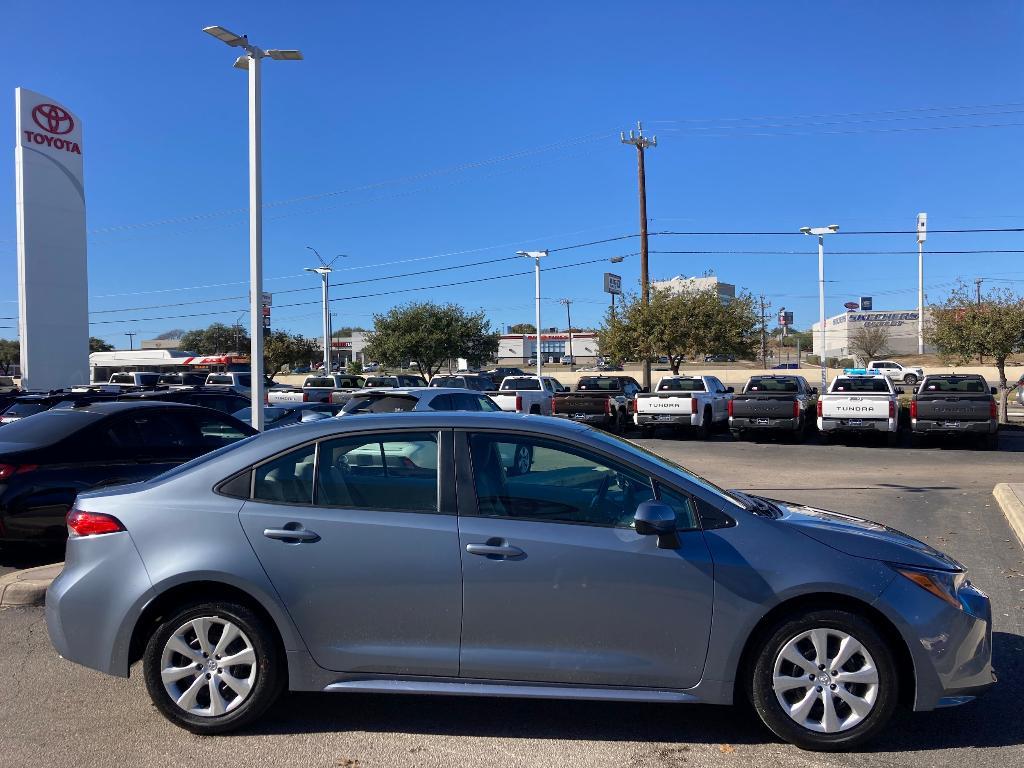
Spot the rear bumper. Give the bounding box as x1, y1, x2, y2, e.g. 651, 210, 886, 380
635, 413, 697, 427
912, 419, 996, 435
729, 416, 800, 431
553, 413, 616, 428
818, 417, 896, 433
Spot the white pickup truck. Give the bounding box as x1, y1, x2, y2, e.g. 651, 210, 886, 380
817, 374, 900, 445
632, 375, 733, 438
268, 374, 365, 405
489, 376, 559, 415
844, 360, 924, 386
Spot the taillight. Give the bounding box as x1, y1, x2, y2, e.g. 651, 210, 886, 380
631, 398, 638, 414
816, 400, 823, 417
67, 510, 125, 537
727, 400, 734, 417
910, 400, 918, 419
889, 400, 896, 418
690, 397, 698, 414
264, 391, 269, 404
604, 398, 612, 415
990, 399, 998, 419
793, 400, 800, 419
0, 463, 37, 481
515, 395, 523, 412
551, 398, 558, 415
302, 392, 309, 403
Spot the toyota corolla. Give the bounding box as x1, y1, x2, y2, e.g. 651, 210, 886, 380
46, 412, 993, 750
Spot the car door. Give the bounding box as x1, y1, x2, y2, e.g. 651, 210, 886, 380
238, 429, 462, 675
456, 431, 715, 689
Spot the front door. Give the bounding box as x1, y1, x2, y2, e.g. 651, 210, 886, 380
457, 432, 714, 689
239, 430, 462, 675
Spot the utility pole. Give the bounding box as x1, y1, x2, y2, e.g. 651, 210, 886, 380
125, 331, 136, 351
975, 277, 984, 363
621, 120, 656, 391
758, 294, 771, 369
517, 250, 547, 378
916, 213, 927, 355
559, 298, 574, 364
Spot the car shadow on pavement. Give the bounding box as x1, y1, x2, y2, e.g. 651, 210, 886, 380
0, 544, 63, 574
246, 631, 1024, 751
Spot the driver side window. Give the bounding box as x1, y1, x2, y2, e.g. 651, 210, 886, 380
467, 434, 654, 527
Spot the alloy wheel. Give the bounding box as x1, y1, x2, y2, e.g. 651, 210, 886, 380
771, 627, 879, 733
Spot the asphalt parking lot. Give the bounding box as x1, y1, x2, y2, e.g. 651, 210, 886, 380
1, 431, 1022, 768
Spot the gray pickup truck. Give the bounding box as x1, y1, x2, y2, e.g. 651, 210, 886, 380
911, 374, 999, 449
728, 375, 818, 441
551, 375, 643, 431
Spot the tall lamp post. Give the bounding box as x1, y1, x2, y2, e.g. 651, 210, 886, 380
305, 247, 346, 372
558, 298, 574, 364
800, 224, 840, 393
917, 212, 927, 355
203, 25, 303, 431
516, 250, 547, 378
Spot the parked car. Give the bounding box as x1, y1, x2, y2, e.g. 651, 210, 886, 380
429, 374, 496, 392
205, 372, 253, 395
910, 374, 999, 449
338, 387, 501, 416
361, 375, 428, 389
844, 360, 924, 386
817, 374, 900, 446
290, 366, 312, 375
0, 401, 254, 544
771, 363, 800, 370
232, 403, 344, 430
157, 372, 209, 387
632, 375, 732, 438
551, 375, 642, 431
488, 375, 560, 415
729, 375, 817, 441
117, 387, 250, 416
268, 375, 365, 405
362, 362, 381, 373
107, 371, 161, 389
704, 354, 736, 363
47, 411, 994, 749
0, 389, 121, 425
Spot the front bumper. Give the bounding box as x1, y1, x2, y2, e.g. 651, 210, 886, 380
912, 419, 996, 435
819, 417, 896, 433
730, 416, 800, 431
875, 572, 995, 710
635, 413, 697, 428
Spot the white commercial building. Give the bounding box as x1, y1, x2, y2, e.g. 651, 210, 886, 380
496, 332, 600, 365
811, 309, 935, 361
651, 275, 736, 304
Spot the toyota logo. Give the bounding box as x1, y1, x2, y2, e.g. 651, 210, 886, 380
31, 103, 74, 135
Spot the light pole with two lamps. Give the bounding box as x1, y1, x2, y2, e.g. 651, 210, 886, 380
800, 224, 840, 393
305, 247, 347, 373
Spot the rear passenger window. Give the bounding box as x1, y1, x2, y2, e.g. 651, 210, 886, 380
253, 445, 316, 505
315, 432, 438, 512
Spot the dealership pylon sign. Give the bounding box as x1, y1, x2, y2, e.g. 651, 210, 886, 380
15, 88, 89, 389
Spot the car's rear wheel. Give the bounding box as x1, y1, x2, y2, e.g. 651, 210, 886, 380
700, 407, 713, 439
509, 444, 534, 476
750, 609, 898, 751
903, 374, 918, 385
143, 600, 284, 734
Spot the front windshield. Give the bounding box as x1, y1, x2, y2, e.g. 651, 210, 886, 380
588, 429, 746, 510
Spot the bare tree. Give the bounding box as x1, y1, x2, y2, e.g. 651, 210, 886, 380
848, 326, 892, 364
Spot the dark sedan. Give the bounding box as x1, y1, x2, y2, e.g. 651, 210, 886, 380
117, 386, 250, 415
0, 401, 254, 544
0, 389, 121, 424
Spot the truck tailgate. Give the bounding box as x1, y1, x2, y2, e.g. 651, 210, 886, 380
491, 393, 519, 412
267, 390, 308, 404
915, 396, 991, 422
634, 393, 693, 414
553, 393, 610, 415
821, 396, 890, 419
731, 396, 796, 419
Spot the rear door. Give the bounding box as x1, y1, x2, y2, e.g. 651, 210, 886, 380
238, 429, 462, 675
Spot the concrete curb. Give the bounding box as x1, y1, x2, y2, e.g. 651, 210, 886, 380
0, 562, 63, 607
993, 484, 1024, 551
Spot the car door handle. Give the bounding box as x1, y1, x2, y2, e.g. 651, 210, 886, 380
466, 542, 525, 558
263, 527, 320, 543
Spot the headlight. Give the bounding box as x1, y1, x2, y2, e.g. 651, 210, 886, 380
893, 565, 967, 609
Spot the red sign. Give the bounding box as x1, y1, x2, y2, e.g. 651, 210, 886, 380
32, 104, 74, 135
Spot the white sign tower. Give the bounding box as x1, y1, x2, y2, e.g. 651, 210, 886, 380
15, 88, 89, 390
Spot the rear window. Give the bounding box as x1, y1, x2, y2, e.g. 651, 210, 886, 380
577, 378, 622, 391
342, 395, 419, 413
430, 376, 462, 387
657, 378, 706, 392
1, 402, 49, 419
0, 409, 93, 445
364, 377, 397, 388
832, 378, 891, 393
502, 378, 540, 391
136, 373, 160, 386
747, 377, 798, 393
305, 378, 335, 388
922, 377, 987, 393
207, 375, 233, 385
109, 374, 134, 384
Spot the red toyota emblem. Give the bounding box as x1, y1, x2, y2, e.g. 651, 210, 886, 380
31, 103, 74, 135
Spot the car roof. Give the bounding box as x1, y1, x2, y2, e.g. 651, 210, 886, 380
63, 400, 217, 415
352, 387, 481, 397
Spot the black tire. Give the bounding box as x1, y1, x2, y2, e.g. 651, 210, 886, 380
885, 432, 899, 448
730, 429, 745, 441
910, 433, 925, 449
983, 432, 999, 451
700, 407, 713, 440
903, 374, 918, 386
508, 444, 534, 476
749, 609, 899, 751
143, 600, 284, 735
638, 426, 654, 438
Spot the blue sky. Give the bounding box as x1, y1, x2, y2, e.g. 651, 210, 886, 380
2, 1, 1023, 347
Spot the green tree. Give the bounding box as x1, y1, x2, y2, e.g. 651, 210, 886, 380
154, 329, 185, 340
331, 326, 367, 337
928, 282, 1024, 422
599, 286, 758, 374
848, 325, 892, 365
89, 337, 114, 353
179, 323, 249, 355
364, 302, 500, 378
0, 339, 19, 375
263, 331, 320, 379
508, 323, 536, 334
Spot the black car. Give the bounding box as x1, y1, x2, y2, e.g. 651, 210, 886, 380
117, 386, 250, 415
489, 367, 527, 380
0, 389, 122, 425
429, 374, 496, 391
156, 372, 209, 387
0, 401, 255, 544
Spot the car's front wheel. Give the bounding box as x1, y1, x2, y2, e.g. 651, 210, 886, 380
143, 600, 284, 734
750, 609, 898, 751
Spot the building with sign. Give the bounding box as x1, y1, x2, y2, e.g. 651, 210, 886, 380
650, 274, 736, 304
811, 309, 935, 360
496, 332, 600, 366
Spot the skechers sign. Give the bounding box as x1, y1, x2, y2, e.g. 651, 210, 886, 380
830, 311, 919, 328
22, 102, 81, 154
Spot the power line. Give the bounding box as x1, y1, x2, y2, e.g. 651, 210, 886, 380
652, 227, 1024, 236
648, 100, 1024, 125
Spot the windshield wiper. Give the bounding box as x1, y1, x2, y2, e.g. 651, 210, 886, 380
729, 490, 781, 518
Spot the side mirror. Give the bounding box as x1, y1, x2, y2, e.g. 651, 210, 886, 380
726, 386, 734, 393
991, 387, 998, 395
634, 501, 680, 549
811, 387, 819, 394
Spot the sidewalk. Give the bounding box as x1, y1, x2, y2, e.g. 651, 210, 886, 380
993, 483, 1024, 550
0, 562, 63, 607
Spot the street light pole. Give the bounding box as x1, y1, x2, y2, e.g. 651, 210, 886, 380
559, 298, 574, 363
517, 250, 547, 378
203, 25, 303, 431
801, 225, 840, 394
305, 247, 346, 373
917, 213, 927, 355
